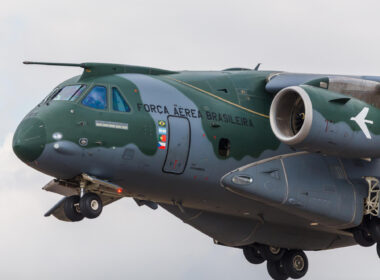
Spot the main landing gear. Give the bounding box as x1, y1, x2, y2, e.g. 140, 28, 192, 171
243, 243, 309, 280
353, 216, 380, 258
63, 192, 103, 222
353, 177, 380, 258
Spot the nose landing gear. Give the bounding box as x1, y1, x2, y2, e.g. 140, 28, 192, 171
43, 174, 124, 222
63, 193, 103, 222
243, 244, 309, 280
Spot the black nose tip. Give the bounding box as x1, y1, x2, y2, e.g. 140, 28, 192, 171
13, 117, 46, 162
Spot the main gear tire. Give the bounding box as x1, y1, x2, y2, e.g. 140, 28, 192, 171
79, 193, 103, 219
369, 218, 380, 243
259, 245, 286, 262
243, 245, 265, 264
353, 227, 376, 247
63, 195, 84, 222
282, 250, 308, 279
267, 260, 289, 280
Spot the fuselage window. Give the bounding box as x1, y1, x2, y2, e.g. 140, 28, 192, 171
52, 85, 87, 101
112, 87, 130, 112
82, 86, 108, 110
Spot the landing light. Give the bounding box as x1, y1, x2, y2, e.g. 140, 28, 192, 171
52, 132, 63, 140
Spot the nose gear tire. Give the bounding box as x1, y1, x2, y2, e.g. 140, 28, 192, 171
80, 193, 103, 219
63, 195, 84, 222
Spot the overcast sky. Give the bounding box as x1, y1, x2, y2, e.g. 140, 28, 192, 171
1, 1, 380, 279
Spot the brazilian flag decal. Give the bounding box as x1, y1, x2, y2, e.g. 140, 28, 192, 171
158, 120, 166, 127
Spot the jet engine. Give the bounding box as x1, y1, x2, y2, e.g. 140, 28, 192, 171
269, 85, 380, 158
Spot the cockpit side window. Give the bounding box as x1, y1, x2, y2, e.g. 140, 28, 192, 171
112, 87, 130, 112
82, 86, 108, 110
40, 87, 59, 104
52, 85, 87, 101
70, 85, 87, 101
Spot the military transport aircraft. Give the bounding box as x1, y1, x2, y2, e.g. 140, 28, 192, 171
13, 61, 380, 280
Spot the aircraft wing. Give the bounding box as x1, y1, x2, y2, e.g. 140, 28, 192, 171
265, 73, 328, 93
43, 174, 124, 221
265, 72, 380, 94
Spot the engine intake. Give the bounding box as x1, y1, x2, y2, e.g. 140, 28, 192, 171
270, 86, 313, 146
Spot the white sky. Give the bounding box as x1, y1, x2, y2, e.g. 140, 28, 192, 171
1, 0, 380, 279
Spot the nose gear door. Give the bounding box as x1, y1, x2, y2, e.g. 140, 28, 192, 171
163, 116, 190, 174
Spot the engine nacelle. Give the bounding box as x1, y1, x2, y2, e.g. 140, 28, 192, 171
270, 85, 380, 158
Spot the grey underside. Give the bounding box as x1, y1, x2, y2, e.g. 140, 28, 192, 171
159, 203, 355, 251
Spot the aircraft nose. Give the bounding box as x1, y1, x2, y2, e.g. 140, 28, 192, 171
13, 117, 47, 163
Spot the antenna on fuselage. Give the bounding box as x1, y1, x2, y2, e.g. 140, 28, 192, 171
254, 63, 261, 71
23, 61, 85, 68
23, 61, 178, 79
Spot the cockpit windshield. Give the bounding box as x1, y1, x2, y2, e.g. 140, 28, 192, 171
52, 85, 87, 101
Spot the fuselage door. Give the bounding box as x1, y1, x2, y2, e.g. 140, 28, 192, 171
163, 116, 190, 174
